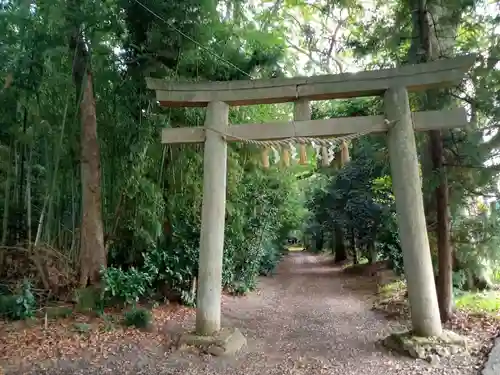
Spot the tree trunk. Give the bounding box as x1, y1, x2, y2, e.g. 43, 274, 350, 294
409, 0, 456, 323
333, 143, 350, 263
79, 70, 106, 286
333, 224, 347, 263
315, 229, 324, 251
367, 240, 377, 264
352, 248, 358, 265
350, 228, 358, 264
68, 0, 106, 286
430, 132, 453, 322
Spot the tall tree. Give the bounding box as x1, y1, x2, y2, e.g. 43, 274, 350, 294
408, 0, 463, 322
67, 0, 106, 286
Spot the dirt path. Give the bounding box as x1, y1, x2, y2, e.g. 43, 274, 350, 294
6, 252, 481, 374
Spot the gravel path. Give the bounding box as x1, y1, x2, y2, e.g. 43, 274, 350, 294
7, 252, 482, 375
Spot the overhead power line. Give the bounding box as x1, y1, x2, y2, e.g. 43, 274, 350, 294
132, 0, 253, 78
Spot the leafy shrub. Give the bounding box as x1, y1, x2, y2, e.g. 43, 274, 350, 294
0, 279, 36, 320
145, 243, 199, 298
123, 307, 152, 328
259, 241, 284, 275
74, 286, 105, 313
131, 159, 306, 300
452, 269, 468, 290
100, 136, 306, 305
180, 289, 196, 306
376, 216, 403, 275
101, 264, 156, 305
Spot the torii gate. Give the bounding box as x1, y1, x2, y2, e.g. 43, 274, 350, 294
147, 55, 475, 340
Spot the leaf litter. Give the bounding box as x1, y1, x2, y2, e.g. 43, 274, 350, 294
0, 304, 195, 369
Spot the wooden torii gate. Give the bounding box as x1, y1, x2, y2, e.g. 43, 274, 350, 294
147, 55, 475, 339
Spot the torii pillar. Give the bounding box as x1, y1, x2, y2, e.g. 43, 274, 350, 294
196, 101, 229, 335
385, 87, 442, 336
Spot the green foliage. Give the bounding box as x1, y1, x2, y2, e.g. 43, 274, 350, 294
376, 213, 404, 274
450, 207, 500, 289
180, 289, 196, 307
455, 291, 500, 315
0, 280, 36, 321
222, 166, 304, 292
74, 286, 104, 313
123, 307, 152, 329
2, 0, 497, 315
259, 241, 286, 276
98, 147, 306, 304
73, 322, 91, 334
306, 97, 402, 269
0, 0, 308, 307
339, 0, 500, 290
452, 269, 468, 290
45, 306, 73, 319
101, 265, 155, 306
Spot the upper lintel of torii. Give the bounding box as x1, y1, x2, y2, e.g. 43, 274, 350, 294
146, 55, 476, 108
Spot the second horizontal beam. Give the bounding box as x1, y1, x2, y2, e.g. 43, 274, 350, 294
160, 108, 468, 144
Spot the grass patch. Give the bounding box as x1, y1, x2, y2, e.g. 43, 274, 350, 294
341, 257, 371, 270
373, 280, 409, 319
378, 279, 406, 297
375, 280, 500, 321
455, 291, 500, 316
358, 257, 369, 265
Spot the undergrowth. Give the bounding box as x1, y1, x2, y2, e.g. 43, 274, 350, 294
0, 279, 36, 320
455, 291, 500, 316
375, 279, 500, 319
123, 307, 152, 328
378, 279, 406, 298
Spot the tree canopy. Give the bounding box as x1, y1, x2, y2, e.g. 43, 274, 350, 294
0, 0, 499, 319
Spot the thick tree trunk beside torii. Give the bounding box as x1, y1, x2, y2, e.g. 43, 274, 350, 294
408, 0, 456, 322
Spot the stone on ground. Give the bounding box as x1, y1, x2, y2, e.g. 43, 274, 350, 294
177, 327, 247, 356
382, 329, 468, 362
482, 337, 500, 375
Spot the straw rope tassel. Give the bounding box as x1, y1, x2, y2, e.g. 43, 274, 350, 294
340, 140, 350, 163
298, 143, 307, 165
282, 146, 291, 167
261, 147, 270, 168
320, 146, 329, 167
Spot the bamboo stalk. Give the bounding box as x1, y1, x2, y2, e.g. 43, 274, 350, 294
1, 145, 12, 246
0, 145, 12, 274
26, 144, 33, 246
35, 94, 70, 247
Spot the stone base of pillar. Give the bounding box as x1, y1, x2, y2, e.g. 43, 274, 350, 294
177, 327, 247, 357
382, 329, 468, 364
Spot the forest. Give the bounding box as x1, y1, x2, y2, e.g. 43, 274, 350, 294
0, 0, 499, 373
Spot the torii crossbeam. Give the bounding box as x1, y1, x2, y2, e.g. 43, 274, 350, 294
147, 55, 475, 340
